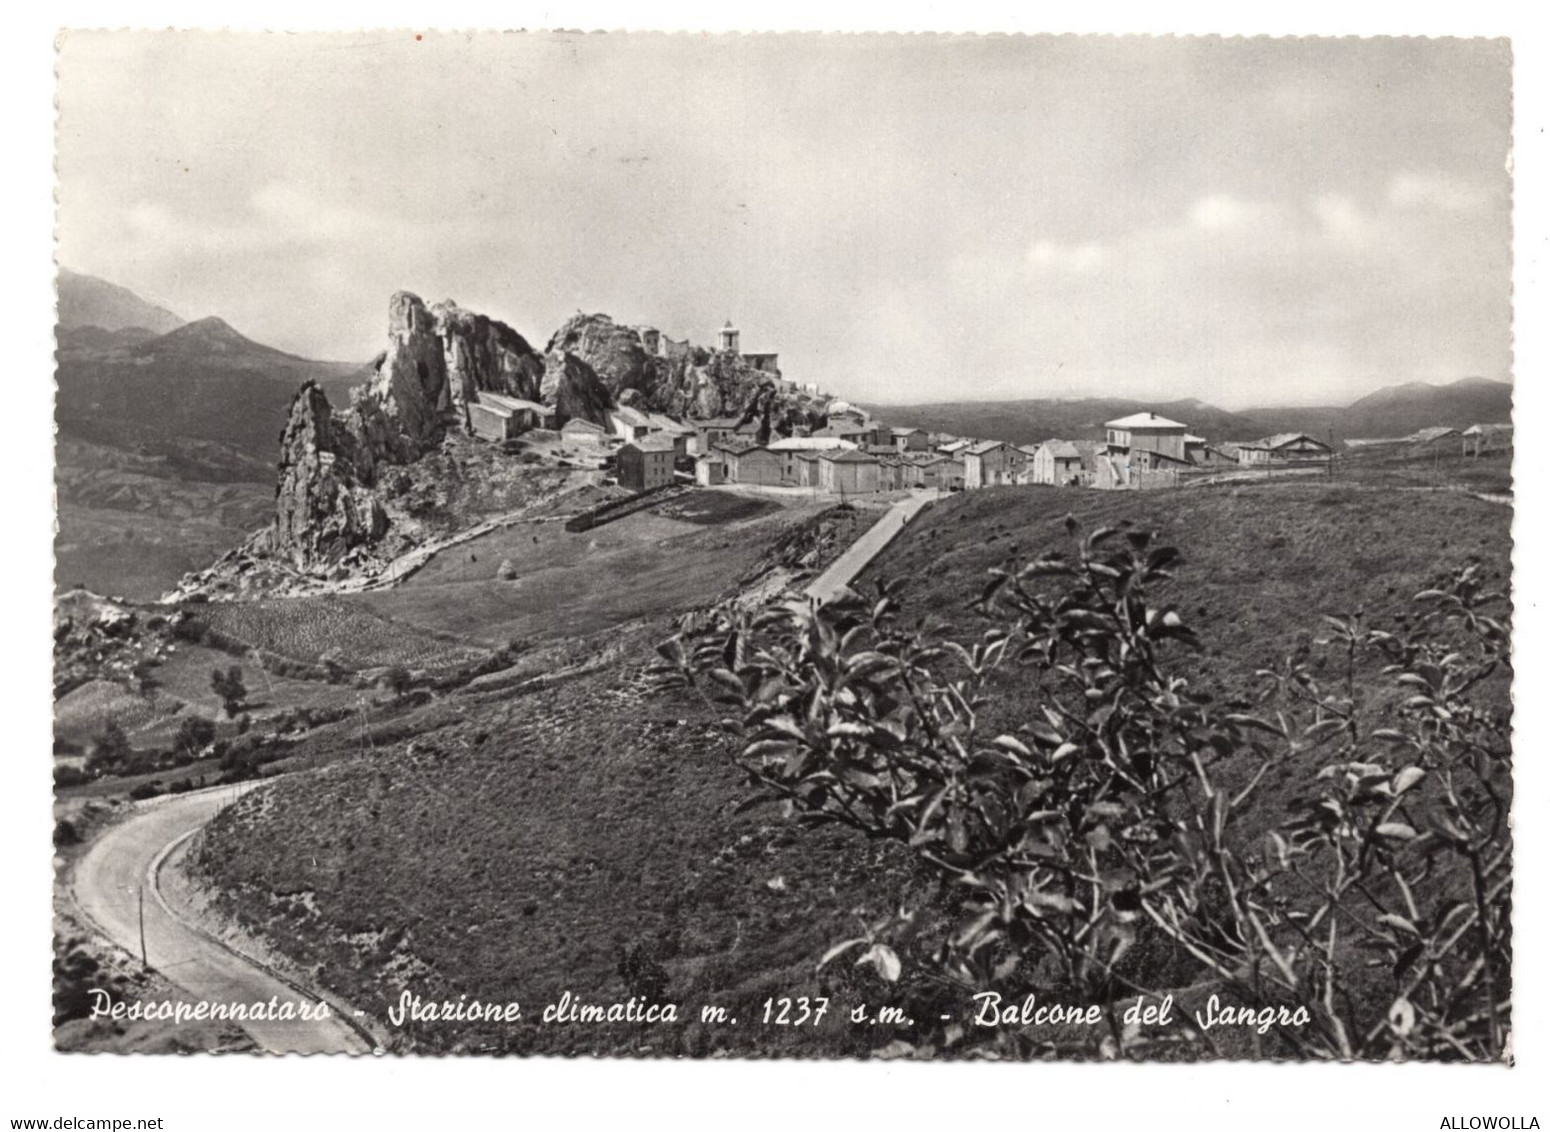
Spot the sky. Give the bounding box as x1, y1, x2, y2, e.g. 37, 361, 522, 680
55, 32, 1512, 408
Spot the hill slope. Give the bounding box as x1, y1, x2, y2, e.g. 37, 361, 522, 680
57, 267, 185, 335
54, 274, 367, 597
863, 378, 1513, 447
57, 316, 364, 460
183, 480, 1509, 1056
1339, 377, 1512, 437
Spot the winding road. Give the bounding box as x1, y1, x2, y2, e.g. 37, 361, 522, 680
70, 783, 375, 1054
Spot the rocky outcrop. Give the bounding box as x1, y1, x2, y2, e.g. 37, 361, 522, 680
431, 300, 545, 416
545, 311, 823, 428
265, 295, 824, 573
541, 350, 614, 429
272, 384, 389, 569
270, 293, 550, 570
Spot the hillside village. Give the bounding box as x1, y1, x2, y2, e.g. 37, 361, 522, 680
496, 321, 1510, 498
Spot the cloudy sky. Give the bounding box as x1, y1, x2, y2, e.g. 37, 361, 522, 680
56, 33, 1511, 407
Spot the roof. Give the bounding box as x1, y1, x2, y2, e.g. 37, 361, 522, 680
476, 392, 548, 415
690, 415, 743, 429
645, 412, 694, 434
890, 426, 926, 436
1042, 440, 1081, 460
1015, 444, 1043, 456
611, 405, 653, 428
1184, 434, 1207, 444
1105, 412, 1188, 430
695, 451, 724, 464
1244, 433, 1333, 451
726, 444, 778, 459
1463, 423, 1512, 435
812, 424, 867, 438
767, 436, 859, 451
821, 449, 880, 464
622, 435, 678, 454
937, 438, 973, 453
1411, 426, 1461, 443
966, 439, 1007, 456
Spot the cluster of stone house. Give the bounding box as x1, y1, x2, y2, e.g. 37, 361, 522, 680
680, 401, 960, 495
1346, 423, 1512, 458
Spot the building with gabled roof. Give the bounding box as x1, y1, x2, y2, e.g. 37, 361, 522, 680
717, 442, 783, 487
818, 447, 881, 495
1029, 439, 1085, 486
617, 434, 677, 491
963, 439, 1028, 489
468, 391, 547, 442
1236, 433, 1334, 466
1104, 411, 1189, 468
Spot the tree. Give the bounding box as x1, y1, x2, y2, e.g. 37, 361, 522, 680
657, 520, 1511, 1061
380, 665, 414, 701
174, 715, 216, 758
86, 720, 132, 774
210, 665, 246, 717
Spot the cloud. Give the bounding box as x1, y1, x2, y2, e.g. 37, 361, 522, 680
1027, 240, 1105, 274
1189, 194, 1268, 233
1387, 173, 1493, 213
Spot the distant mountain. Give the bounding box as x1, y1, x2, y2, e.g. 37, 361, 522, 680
857, 397, 1264, 447
54, 273, 371, 599
1338, 377, 1512, 438
57, 267, 185, 335
862, 379, 1512, 448
57, 310, 366, 460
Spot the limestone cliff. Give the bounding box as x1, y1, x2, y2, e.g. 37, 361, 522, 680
272, 384, 389, 568
541, 350, 614, 429
269, 293, 553, 569
265, 296, 821, 574
545, 311, 824, 429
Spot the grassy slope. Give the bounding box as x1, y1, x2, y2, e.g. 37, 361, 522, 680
350, 491, 831, 647
861, 481, 1509, 716
187, 479, 1511, 1056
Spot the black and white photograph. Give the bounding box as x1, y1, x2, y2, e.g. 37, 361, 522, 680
13, 8, 1548, 1127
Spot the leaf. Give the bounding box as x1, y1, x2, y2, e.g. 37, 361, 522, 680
1375, 822, 1418, 841
1392, 767, 1426, 796
1225, 713, 1285, 737
1302, 718, 1347, 744
1387, 997, 1416, 1037
1377, 913, 1420, 937
817, 938, 866, 970
991, 734, 1033, 759
1025, 890, 1081, 915
859, 943, 902, 982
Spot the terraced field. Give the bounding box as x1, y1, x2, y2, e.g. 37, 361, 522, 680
195, 598, 488, 671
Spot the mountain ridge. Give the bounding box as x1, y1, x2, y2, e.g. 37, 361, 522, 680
57, 267, 185, 335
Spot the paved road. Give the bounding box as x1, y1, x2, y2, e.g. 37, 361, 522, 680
71, 784, 375, 1054
805, 492, 934, 604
